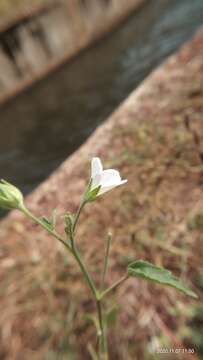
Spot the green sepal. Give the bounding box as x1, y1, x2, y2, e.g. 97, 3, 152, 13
84, 185, 101, 202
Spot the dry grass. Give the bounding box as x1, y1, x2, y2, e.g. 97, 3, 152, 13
0, 0, 47, 16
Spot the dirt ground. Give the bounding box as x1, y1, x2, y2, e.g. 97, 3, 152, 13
0, 27, 203, 360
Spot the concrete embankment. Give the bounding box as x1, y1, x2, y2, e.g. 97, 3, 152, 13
0, 27, 203, 359
0, 0, 145, 105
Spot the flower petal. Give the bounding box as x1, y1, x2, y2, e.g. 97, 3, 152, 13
98, 185, 117, 195
91, 173, 102, 188
89, 157, 127, 199
97, 179, 127, 196
91, 157, 103, 178
99, 169, 121, 187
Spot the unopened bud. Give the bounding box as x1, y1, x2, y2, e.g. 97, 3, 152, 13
64, 213, 74, 237
0, 180, 24, 210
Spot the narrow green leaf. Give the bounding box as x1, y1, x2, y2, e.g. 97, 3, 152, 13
128, 260, 198, 299
40, 209, 57, 231
41, 216, 52, 229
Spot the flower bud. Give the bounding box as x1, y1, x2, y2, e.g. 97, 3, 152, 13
64, 213, 74, 237
0, 180, 24, 210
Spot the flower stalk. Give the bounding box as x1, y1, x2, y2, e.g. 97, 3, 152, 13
96, 299, 108, 360
99, 274, 129, 300
100, 232, 112, 291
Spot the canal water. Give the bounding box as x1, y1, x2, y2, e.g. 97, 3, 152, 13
0, 0, 203, 195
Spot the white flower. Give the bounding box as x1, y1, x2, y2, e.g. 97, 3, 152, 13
89, 157, 127, 197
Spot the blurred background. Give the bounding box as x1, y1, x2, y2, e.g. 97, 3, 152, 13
0, 1, 203, 359
0, 0, 203, 195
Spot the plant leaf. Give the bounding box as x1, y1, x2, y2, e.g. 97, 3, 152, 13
127, 260, 198, 299
41, 216, 52, 229
40, 209, 56, 231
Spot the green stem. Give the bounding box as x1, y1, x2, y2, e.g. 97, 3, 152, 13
67, 199, 97, 297
100, 232, 112, 291
96, 299, 108, 360
23, 206, 97, 299
72, 199, 86, 234
21, 199, 121, 360
72, 245, 97, 298
99, 274, 129, 300
21, 206, 72, 253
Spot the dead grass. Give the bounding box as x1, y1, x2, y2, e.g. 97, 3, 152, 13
0, 0, 48, 15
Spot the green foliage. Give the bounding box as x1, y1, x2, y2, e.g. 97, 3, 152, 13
127, 260, 198, 299
41, 209, 57, 231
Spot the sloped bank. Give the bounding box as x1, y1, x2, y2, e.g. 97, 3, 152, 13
0, 28, 203, 359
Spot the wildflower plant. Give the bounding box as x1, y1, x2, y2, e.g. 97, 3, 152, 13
0, 157, 198, 359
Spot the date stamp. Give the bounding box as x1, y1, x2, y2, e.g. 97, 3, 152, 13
156, 348, 195, 354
